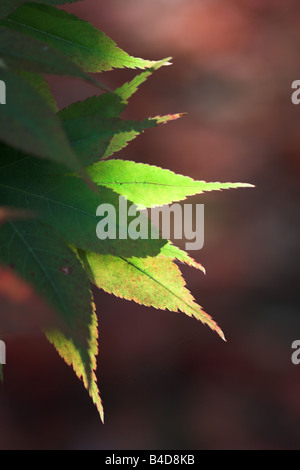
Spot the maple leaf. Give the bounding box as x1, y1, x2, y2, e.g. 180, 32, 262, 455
79, 244, 225, 340
0, 1, 253, 418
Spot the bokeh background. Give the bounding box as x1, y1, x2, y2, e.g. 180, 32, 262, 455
1, 0, 300, 449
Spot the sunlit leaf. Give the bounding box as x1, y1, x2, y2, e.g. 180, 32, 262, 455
161, 241, 206, 274
2, 4, 162, 72
46, 301, 104, 421
88, 159, 254, 208
79, 245, 225, 340
0, 0, 254, 418
115, 58, 172, 101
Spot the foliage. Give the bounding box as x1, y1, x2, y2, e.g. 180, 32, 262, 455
0, 0, 253, 421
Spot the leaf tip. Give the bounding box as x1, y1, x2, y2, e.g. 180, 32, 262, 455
161, 56, 173, 65
212, 322, 226, 342
220, 331, 227, 342
97, 402, 105, 423
237, 183, 255, 189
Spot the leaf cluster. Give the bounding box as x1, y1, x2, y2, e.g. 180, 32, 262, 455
0, 0, 253, 420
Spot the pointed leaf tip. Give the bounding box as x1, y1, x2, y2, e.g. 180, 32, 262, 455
154, 113, 186, 124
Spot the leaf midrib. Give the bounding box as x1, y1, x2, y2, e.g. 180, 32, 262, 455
118, 255, 218, 331
97, 180, 205, 188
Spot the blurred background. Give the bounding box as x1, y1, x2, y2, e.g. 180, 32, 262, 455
1, 0, 300, 449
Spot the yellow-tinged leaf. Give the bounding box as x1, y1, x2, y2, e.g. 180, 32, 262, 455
46, 301, 104, 422
80, 249, 225, 341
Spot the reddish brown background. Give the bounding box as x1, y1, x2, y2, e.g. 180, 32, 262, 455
1, 0, 300, 449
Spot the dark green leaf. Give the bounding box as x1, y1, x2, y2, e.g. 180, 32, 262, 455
0, 219, 96, 384
19, 71, 58, 112
0, 26, 92, 80
63, 115, 180, 166
0, 69, 84, 173
59, 92, 125, 122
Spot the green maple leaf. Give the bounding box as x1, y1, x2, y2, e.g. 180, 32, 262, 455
2, 4, 165, 72
88, 159, 254, 208
79, 244, 225, 340
0, 0, 254, 419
